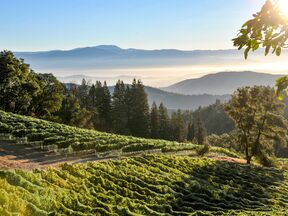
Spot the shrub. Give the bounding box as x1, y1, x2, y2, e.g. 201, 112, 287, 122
258, 155, 278, 167
206, 131, 240, 151
196, 144, 210, 156
0, 122, 12, 133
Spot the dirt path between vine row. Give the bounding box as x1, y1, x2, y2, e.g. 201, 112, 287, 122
0, 140, 247, 170
0, 140, 109, 170
211, 156, 246, 164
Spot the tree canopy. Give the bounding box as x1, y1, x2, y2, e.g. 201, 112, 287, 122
0, 51, 63, 116
225, 86, 287, 164
234, 0, 288, 97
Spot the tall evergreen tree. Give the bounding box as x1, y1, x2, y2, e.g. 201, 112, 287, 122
158, 103, 171, 140
102, 81, 111, 130
195, 116, 206, 144
187, 122, 195, 142
150, 102, 159, 139
170, 110, 186, 142
128, 79, 150, 137
59, 91, 91, 128
76, 79, 89, 107
88, 83, 97, 108
93, 81, 111, 131
111, 80, 129, 134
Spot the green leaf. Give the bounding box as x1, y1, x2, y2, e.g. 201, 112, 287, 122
276, 47, 282, 56
244, 47, 250, 59
277, 93, 283, 100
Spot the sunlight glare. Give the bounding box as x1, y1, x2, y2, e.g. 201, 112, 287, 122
278, 0, 288, 18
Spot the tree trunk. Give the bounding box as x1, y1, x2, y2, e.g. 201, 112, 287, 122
245, 142, 251, 164
246, 156, 251, 164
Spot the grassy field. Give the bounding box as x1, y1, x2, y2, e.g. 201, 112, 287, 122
0, 110, 240, 159
0, 154, 287, 215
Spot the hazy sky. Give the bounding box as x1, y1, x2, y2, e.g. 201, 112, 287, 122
1, 0, 265, 51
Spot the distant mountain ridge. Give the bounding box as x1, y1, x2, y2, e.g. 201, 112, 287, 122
15, 45, 246, 71
163, 71, 283, 95
15, 45, 240, 59
14, 45, 288, 87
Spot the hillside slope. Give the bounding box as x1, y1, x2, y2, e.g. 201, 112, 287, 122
145, 86, 230, 110
0, 110, 190, 155
164, 71, 283, 95
0, 110, 239, 164
0, 155, 287, 215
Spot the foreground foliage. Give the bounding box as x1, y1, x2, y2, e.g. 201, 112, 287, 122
233, 0, 288, 97
0, 155, 287, 215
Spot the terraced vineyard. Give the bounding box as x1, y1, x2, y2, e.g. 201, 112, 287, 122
0, 154, 287, 215
0, 110, 240, 158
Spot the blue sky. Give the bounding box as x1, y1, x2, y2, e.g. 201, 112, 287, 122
0, 0, 264, 51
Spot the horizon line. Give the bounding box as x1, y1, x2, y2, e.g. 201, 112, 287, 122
10, 45, 240, 53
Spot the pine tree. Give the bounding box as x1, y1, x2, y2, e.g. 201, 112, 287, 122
102, 81, 111, 129
127, 79, 150, 138
94, 80, 103, 107
187, 122, 195, 141
158, 103, 171, 140
94, 81, 111, 131
111, 80, 129, 134
76, 79, 89, 107
59, 91, 91, 128
150, 102, 159, 139
170, 110, 186, 142
195, 116, 206, 144
88, 84, 97, 108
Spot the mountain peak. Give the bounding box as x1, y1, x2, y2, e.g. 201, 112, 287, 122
71, 45, 122, 51
94, 45, 122, 50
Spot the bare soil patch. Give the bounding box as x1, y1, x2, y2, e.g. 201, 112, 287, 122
211, 156, 246, 164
